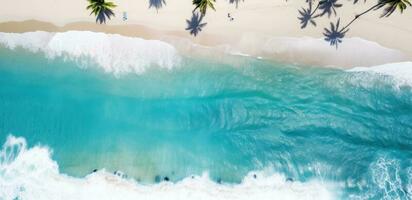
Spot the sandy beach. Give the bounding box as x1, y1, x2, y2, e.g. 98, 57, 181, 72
0, 0, 411, 67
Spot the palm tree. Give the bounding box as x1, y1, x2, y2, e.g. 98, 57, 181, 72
376, 0, 411, 17
86, 0, 117, 24
193, 0, 216, 16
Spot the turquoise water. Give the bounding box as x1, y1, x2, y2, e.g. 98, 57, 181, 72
0, 46, 412, 199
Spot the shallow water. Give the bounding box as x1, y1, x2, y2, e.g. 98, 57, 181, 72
0, 32, 412, 200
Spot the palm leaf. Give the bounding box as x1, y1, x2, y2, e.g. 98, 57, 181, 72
193, 0, 216, 15
86, 0, 117, 24
376, 0, 411, 17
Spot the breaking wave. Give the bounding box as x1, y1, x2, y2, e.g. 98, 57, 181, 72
0, 135, 336, 200
0, 31, 181, 75
348, 62, 412, 88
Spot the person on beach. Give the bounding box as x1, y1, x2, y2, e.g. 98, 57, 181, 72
228, 13, 234, 22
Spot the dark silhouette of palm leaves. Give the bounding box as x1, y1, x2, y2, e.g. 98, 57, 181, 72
149, 0, 167, 11
352, 0, 368, 4
375, 0, 411, 17
87, 0, 117, 24
84, 0, 410, 48
353, 0, 362, 4
229, 0, 244, 8
186, 13, 207, 36
298, 2, 317, 28
193, 0, 216, 15
323, 19, 348, 48
318, 0, 342, 17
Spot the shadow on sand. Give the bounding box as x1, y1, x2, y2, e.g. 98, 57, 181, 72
149, 0, 166, 11
185, 12, 207, 37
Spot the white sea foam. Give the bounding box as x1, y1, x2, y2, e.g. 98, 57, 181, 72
348, 62, 412, 87
234, 35, 409, 68
162, 34, 409, 68
348, 156, 412, 200
0, 31, 408, 75
0, 31, 181, 75
0, 135, 337, 200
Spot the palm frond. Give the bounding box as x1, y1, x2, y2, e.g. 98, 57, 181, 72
86, 0, 117, 24
375, 0, 411, 17
193, 0, 216, 15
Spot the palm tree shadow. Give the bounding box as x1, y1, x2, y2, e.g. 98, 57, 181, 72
185, 12, 207, 37
318, 0, 342, 17
149, 0, 166, 10
229, 0, 245, 8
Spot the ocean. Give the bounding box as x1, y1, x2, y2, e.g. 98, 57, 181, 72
0, 31, 411, 200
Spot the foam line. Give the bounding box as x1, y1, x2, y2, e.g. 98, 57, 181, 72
0, 31, 181, 75
348, 62, 412, 87
0, 135, 336, 200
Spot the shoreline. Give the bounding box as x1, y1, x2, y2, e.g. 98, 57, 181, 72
0, 0, 412, 68
0, 0, 411, 68
0, 20, 410, 68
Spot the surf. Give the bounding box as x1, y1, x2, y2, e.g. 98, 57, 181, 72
0, 135, 336, 200
0, 31, 411, 200
0, 31, 181, 76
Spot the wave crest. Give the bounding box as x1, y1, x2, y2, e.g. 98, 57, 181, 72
0, 135, 336, 200
347, 62, 412, 88
0, 31, 181, 75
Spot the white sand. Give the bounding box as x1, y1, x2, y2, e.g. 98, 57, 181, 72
0, 0, 411, 67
